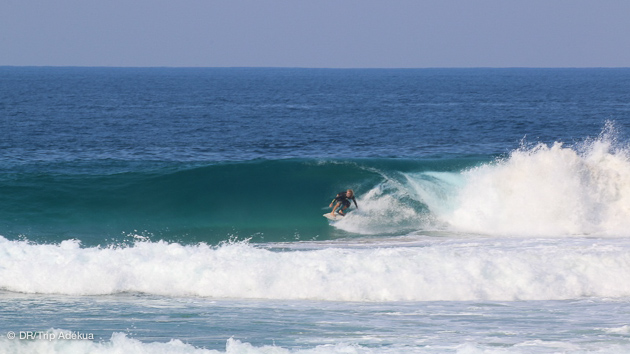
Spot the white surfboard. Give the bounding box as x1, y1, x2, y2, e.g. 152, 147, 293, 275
323, 213, 344, 221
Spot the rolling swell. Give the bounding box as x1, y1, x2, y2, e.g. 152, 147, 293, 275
0, 124, 630, 245
6, 129, 629, 246
0, 158, 481, 245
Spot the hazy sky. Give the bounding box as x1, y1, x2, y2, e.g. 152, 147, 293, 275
2, 0, 629, 68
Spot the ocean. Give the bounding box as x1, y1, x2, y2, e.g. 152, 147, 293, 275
1, 67, 630, 353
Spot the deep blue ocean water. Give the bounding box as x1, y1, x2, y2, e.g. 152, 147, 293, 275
1, 67, 630, 353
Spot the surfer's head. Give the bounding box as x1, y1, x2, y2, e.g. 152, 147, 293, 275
347, 189, 354, 197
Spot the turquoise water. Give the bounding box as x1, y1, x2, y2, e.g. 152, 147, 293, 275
1, 67, 630, 353
0, 158, 486, 244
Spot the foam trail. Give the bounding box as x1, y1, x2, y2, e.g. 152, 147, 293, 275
2, 237, 630, 301
333, 181, 427, 235
331, 164, 450, 235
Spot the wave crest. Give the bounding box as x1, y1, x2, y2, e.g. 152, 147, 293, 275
337, 122, 630, 237
445, 126, 630, 236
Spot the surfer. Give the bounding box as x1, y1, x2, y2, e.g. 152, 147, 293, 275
329, 189, 358, 216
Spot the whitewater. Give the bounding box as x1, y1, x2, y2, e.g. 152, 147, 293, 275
336, 124, 630, 238
2, 235, 630, 301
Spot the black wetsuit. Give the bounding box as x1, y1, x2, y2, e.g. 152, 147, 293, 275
333, 191, 358, 210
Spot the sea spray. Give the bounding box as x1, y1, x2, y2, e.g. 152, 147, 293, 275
443, 130, 630, 236
332, 180, 429, 235
333, 123, 630, 237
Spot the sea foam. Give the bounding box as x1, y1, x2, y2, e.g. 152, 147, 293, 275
1, 236, 630, 301
445, 130, 630, 236
2, 330, 630, 354
340, 123, 630, 237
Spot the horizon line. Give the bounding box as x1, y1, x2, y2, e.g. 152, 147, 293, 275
2, 65, 630, 70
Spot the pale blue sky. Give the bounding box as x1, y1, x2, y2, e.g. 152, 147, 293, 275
1, 0, 629, 68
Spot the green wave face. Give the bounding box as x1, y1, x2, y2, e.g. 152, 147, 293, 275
0, 158, 483, 245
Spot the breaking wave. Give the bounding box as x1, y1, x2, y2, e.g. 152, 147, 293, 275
1, 236, 630, 301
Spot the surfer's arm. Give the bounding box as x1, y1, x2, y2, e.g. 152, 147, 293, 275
352, 197, 358, 208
